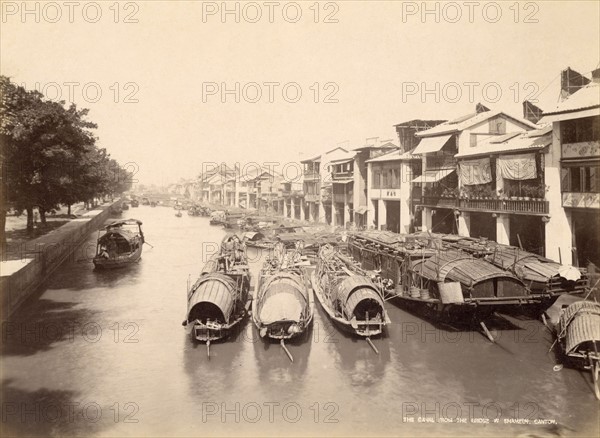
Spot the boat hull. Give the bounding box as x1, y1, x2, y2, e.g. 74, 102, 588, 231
93, 246, 142, 269
311, 271, 387, 338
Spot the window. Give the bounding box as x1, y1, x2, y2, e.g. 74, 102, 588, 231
562, 163, 600, 193
489, 117, 506, 135
561, 116, 600, 144
372, 167, 381, 189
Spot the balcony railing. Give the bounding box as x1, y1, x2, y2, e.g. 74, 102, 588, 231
332, 171, 353, 180
333, 193, 353, 203
303, 171, 320, 181
420, 196, 458, 209
418, 196, 549, 215
305, 194, 319, 202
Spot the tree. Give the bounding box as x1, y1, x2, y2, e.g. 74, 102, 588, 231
0, 76, 130, 241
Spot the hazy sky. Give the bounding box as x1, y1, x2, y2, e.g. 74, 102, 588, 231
2, 1, 599, 185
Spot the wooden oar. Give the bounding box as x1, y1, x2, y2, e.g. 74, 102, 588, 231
366, 337, 379, 354
479, 321, 495, 343
144, 241, 154, 248
281, 339, 293, 362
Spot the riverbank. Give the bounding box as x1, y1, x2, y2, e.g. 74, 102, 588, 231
1, 200, 121, 320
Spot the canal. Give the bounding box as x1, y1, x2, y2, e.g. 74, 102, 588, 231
1, 206, 598, 437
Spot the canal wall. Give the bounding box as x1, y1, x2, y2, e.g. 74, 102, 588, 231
1, 201, 121, 320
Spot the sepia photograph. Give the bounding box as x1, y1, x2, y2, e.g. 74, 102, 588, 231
1, 1, 599, 437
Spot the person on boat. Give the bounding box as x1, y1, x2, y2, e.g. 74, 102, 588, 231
107, 235, 118, 258
99, 244, 110, 259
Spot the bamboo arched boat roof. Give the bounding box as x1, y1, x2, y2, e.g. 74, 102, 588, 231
259, 272, 308, 303
412, 250, 524, 286
559, 301, 600, 355
334, 276, 384, 319
257, 272, 309, 325
188, 273, 237, 324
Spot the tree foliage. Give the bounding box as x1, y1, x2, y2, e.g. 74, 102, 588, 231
0, 76, 132, 237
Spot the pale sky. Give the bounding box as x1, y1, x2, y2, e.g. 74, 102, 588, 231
2, 1, 599, 185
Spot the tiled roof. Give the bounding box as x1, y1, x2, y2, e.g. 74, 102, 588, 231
455, 126, 552, 158
541, 83, 600, 115
415, 110, 538, 137
366, 148, 420, 163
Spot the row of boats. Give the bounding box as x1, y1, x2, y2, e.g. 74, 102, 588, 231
88, 209, 599, 398
182, 228, 599, 398
183, 235, 390, 360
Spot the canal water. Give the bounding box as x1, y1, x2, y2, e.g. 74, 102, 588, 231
1, 206, 598, 437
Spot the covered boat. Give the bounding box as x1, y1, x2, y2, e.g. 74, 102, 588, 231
410, 249, 529, 306
414, 233, 590, 301
555, 300, 600, 399
209, 210, 227, 225
93, 219, 144, 269
183, 234, 251, 356
252, 242, 314, 361
347, 231, 541, 341
311, 245, 389, 353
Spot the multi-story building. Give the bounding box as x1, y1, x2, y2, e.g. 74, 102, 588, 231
330, 150, 356, 227
301, 155, 321, 222
539, 78, 600, 267
297, 147, 349, 225
365, 121, 445, 232
412, 107, 538, 243
352, 138, 398, 229
451, 126, 552, 254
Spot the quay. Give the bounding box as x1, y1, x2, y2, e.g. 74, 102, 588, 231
1, 200, 122, 319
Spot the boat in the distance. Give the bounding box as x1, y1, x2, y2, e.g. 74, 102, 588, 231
311, 244, 390, 353
252, 242, 314, 362
93, 219, 144, 269
183, 234, 251, 356
131, 199, 139, 207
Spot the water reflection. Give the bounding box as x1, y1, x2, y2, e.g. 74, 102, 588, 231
1, 206, 598, 437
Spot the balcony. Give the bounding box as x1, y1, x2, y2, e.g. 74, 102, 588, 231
418, 196, 549, 215
303, 171, 320, 181
333, 193, 353, 203
332, 171, 353, 180
420, 196, 458, 209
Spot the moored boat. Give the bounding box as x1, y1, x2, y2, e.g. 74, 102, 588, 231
311, 244, 389, 353
252, 242, 314, 361
209, 210, 227, 225
131, 199, 139, 207
93, 219, 144, 269
412, 232, 589, 302
183, 234, 251, 356
553, 300, 600, 399
348, 231, 548, 340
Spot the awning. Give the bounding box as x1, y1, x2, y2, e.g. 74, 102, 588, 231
355, 206, 369, 214
411, 169, 455, 184
412, 134, 452, 155
330, 157, 355, 164
332, 178, 353, 184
